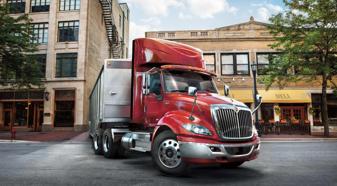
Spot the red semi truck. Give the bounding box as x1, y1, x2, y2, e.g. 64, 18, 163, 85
89, 38, 261, 175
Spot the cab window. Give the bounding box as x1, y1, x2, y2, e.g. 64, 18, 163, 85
149, 73, 161, 95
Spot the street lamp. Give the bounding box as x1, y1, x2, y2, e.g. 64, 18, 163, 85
251, 63, 259, 126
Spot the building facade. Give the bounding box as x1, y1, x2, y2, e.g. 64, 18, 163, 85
146, 17, 337, 135
0, 0, 129, 131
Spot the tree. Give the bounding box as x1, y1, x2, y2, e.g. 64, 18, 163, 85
263, 0, 337, 137
0, 5, 42, 89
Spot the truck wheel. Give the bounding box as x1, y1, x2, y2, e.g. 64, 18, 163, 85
102, 129, 120, 158
221, 161, 245, 168
152, 130, 188, 175
92, 133, 103, 155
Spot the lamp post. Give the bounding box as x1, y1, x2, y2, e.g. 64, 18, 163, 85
251, 63, 259, 126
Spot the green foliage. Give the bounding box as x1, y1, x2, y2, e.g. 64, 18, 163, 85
0, 5, 42, 89
264, 0, 337, 136
263, 0, 337, 90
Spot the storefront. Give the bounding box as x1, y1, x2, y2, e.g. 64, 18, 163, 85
0, 91, 45, 132
225, 89, 313, 134
310, 93, 337, 135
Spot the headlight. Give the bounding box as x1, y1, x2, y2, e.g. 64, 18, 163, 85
182, 124, 212, 136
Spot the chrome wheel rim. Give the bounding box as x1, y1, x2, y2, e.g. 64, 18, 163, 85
103, 135, 109, 153
158, 139, 181, 169
93, 135, 99, 150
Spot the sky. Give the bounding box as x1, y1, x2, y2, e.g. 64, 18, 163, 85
119, 0, 286, 56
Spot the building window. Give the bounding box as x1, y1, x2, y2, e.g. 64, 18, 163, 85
279, 104, 308, 122
31, 23, 48, 44
34, 54, 46, 78
7, 0, 26, 14
221, 53, 249, 75
31, 0, 50, 12
203, 53, 216, 73
59, 0, 80, 11
58, 21, 79, 42
168, 32, 175, 38
261, 104, 274, 122
56, 53, 77, 78
201, 31, 208, 36
157, 33, 165, 38
29, 54, 46, 78
312, 94, 337, 126
256, 53, 279, 75
54, 90, 75, 127
191, 32, 198, 37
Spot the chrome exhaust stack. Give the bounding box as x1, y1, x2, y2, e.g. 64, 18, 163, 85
121, 132, 151, 152
121, 133, 135, 150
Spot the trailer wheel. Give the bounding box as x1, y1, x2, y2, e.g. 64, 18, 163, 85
92, 133, 103, 155
102, 129, 121, 158
220, 161, 245, 168
152, 130, 188, 175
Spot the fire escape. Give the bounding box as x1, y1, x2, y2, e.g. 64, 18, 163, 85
99, 0, 122, 58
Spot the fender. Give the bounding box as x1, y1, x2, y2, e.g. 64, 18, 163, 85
152, 110, 216, 142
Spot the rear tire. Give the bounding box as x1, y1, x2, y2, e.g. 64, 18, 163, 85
102, 129, 125, 158
220, 161, 244, 168
92, 133, 103, 155
152, 130, 188, 175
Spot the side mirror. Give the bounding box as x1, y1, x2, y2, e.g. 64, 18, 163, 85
224, 85, 230, 96
142, 73, 150, 95
252, 94, 263, 115
256, 94, 262, 103
188, 86, 198, 97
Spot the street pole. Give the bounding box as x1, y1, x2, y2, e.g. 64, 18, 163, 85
251, 63, 259, 127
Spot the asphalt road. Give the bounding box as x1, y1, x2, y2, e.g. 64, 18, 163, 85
0, 140, 337, 186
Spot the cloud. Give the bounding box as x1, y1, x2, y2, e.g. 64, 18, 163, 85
141, 17, 161, 26
257, 7, 270, 22
183, 0, 237, 19
253, 3, 283, 22
180, 0, 237, 19
122, 0, 237, 19
123, 0, 183, 17
128, 22, 159, 57
178, 12, 193, 20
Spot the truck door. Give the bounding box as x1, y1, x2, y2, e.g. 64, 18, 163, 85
144, 72, 163, 127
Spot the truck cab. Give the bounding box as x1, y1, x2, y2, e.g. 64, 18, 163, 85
89, 38, 260, 175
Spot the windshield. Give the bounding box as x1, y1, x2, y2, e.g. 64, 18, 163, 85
163, 70, 217, 93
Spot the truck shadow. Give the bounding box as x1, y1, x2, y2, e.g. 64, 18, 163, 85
180, 165, 265, 184
123, 152, 265, 184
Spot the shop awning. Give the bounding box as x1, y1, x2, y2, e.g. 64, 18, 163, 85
218, 88, 312, 103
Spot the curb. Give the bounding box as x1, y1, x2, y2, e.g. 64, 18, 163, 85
0, 140, 41, 143
261, 138, 337, 142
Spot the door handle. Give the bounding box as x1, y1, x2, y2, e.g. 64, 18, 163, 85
110, 91, 117, 96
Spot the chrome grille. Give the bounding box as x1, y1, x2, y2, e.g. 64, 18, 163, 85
213, 106, 253, 139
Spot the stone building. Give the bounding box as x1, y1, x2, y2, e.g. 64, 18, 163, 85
0, 0, 129, 131
146, 17, 337, 135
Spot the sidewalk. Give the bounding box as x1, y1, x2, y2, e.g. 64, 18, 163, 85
0, 131, 86, 142
261, 134, 337, 141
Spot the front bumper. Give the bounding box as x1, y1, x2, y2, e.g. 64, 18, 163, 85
178, 138, 260, 163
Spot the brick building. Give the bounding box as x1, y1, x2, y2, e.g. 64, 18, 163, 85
0, 0, 129, 131
146, 17, 337, 135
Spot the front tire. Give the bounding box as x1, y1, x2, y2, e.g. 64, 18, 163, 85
152, 130, 188, 175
